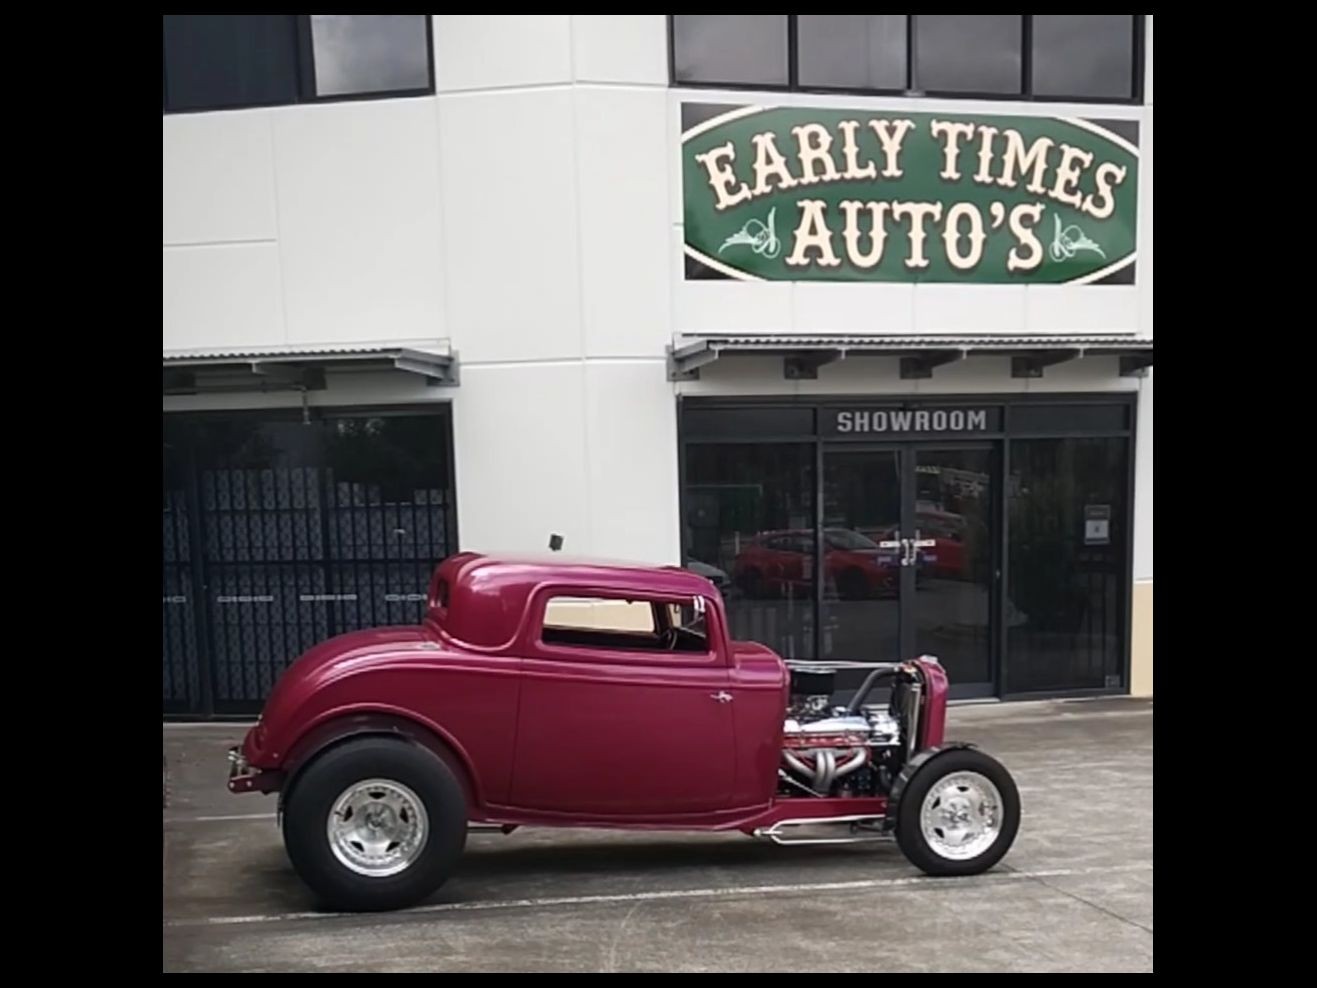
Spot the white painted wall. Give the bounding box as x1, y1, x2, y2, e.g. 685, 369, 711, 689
162, 14, 1151, 582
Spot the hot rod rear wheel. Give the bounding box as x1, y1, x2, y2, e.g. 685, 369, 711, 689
895, 749, 1020, 877
281, 737, 467, 912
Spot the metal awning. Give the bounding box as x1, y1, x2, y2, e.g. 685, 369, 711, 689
163, 343, 459, 394
667, 334, 1153, 381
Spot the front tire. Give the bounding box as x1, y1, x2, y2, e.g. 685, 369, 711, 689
282, 737, 467, 911
895, 748, 1020, 877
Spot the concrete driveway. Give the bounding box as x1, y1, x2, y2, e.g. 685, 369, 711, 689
163, 697, 1152, 972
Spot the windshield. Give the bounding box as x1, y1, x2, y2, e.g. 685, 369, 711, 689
826, 528, 881, 550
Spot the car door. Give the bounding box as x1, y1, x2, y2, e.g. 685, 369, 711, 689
508, 590, 737, 817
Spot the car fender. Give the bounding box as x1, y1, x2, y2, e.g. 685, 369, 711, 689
279, 711, 481, 814
883, 743, 978, 831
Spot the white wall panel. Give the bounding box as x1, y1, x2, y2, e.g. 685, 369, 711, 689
576, 88, 672, 356
434, 15, 572, 92
163, 111, 277, 245
571, 15, 667, 85
583, 360, 679, 563
439, 90, 583, 362
272, 100, 445, 345
451, 362, 590, 555
163, 244, 285, 351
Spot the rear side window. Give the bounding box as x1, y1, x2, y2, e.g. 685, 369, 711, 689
540, 595, 710, 655
544, 597, 655, 635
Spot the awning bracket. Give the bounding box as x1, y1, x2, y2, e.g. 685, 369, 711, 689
784, 350, 843, 380
899, 351, 963, 380
1010, 350, 1081, 379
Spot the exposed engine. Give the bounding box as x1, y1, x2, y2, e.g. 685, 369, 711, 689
778, 663, 923, 798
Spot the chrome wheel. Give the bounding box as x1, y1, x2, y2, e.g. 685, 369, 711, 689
327, 778, 429, 877
918, 770, 1002, 861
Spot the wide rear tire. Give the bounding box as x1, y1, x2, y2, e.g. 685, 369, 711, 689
281, 737, 467, 912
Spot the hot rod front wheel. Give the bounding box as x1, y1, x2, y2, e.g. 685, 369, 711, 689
894, 748, 1020, 877
281, 737, 467, 912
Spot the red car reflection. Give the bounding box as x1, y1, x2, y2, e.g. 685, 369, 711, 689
732, 528, 899, 600
862, 510, 968, 581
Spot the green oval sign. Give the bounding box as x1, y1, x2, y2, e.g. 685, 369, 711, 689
681, 105, 1139, 284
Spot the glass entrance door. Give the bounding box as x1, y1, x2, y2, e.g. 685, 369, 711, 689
909, 447, 996, 697
820, 447, 904, 670
820, 444, 998, 698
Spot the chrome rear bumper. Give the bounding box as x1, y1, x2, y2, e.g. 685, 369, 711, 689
227, 745, 282, 794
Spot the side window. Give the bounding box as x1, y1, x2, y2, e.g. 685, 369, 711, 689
543, 596, 656, 635
540, 595, 711, 656
666, 599, 710, 653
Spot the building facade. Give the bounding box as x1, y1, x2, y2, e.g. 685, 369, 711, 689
163, 15, 1153, 717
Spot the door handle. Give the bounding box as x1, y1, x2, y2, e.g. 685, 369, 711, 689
711, 691, 733, 703
906, 529, 935, 567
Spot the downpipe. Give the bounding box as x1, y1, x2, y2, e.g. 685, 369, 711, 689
781, 747, 869, 793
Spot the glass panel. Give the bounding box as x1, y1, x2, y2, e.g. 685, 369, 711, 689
1006, 438, 1129, 692
911, 449, 995, 686
163, 14, 298, 112
820, 449, 902, 663
683, 443, 815, 660
163, 411, 455, 714
1010, 403, 1129, 434
684, 406, 814, 440
916, 14, 1022, 95
672, 15, 789, 86
322, 415, 454, 634
797, 15, 908, 91
310, 14, 431, 97
544, 598, 656, 633
1032, 15, 1135, 100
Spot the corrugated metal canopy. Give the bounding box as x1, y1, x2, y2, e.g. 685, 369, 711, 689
667, 333, 1152, 381
162, 342, 458, 393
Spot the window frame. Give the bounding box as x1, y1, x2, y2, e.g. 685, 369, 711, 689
667, 14, 1144, 106
530, 587, 722, 667
163, 14, 436, 116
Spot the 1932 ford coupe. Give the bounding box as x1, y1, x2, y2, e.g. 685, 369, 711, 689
228, 553, 1020, 912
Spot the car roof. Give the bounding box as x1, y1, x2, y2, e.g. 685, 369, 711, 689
429, 552, 718, 648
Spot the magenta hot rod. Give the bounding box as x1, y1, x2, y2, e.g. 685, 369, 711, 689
228, 553, 1020, 912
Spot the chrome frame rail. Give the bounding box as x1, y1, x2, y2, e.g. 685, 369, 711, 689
753, 814, 893, 846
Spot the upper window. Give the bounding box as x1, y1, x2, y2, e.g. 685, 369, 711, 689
672, 14, 788, 87
1030, 15, 1137, 101
163, 14, 434, 114
797, 15, 908, 92
916, 15, 1021, 95
670, 14, 1143, 103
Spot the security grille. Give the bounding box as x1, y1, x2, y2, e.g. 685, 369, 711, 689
162, 408, 456, 717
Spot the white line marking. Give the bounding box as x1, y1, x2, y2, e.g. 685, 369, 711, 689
165, 863, 1151, 928
679, 104, 768, 143
167, 813, 277, 823
164, 722, 258, 729
1060, 116, 1141, 158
